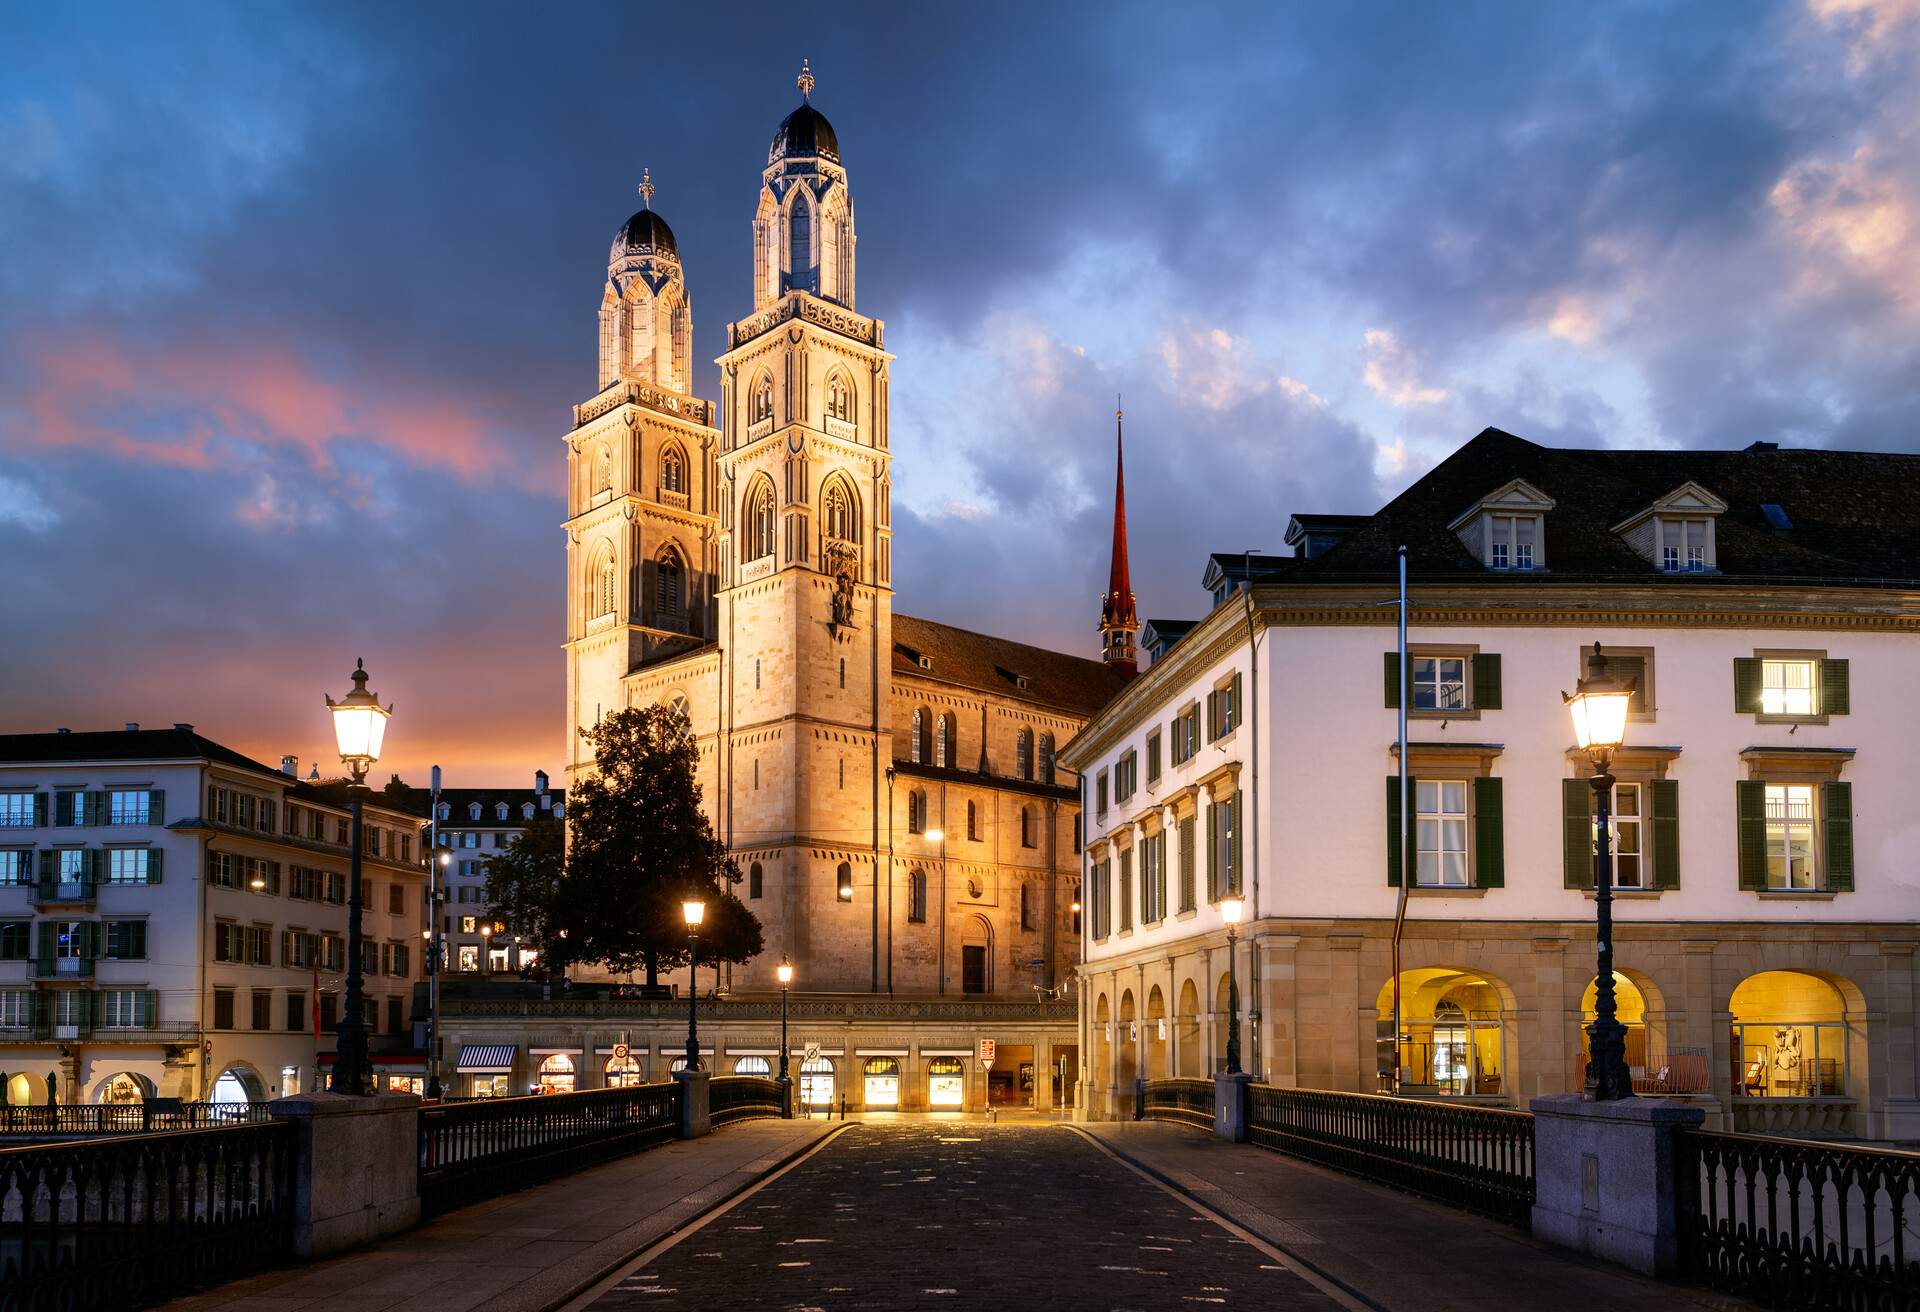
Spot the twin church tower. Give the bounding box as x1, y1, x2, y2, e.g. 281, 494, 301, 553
563, 66, 1131, 996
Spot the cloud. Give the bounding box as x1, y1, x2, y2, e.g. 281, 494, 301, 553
1769, 146, 1918, 304
0, 474, 58, 532
1545, 297, 1601, 346
1806, 0, 1920, 70
1362, 329, 1451, 407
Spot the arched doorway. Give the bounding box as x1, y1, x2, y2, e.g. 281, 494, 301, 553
800, 1057, 835, 1109
1376, 968, 1512, 1098
863, 1057, 901, 1108
604, 1054, 643, 1088
6, 1072, 47, 1106
1729, 971, 1855, 1100
95, 1071, 153, 1104
211, 1067, 264, 1104
1145, 985, 1168, 1080
1175, 979, 1203, 1076
1117, 989, 1139, 1090
961, 917, 993, 995
1092, 991, 1112, 1112
927, 1057, 964, 1107
537, 1053, 576, 1094
1212, 973, 1236, 1074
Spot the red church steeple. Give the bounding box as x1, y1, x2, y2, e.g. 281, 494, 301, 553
1099, 402, 1139, 673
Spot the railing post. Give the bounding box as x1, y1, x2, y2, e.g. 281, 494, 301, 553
1134, 1077, 1146, 1121
777, 1075, 793, 1119
1213, 1072, 1253, 1142
674, 1068, 710, 1139
1528, 1093, 1703, 1277
269, 1092, 422, 1258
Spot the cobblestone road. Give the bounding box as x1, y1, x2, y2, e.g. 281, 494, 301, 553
584, 1121, 1347, 1311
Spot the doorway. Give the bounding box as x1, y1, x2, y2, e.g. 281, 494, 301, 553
962, 945, 987, 995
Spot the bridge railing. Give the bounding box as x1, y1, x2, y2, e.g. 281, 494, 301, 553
1246, 1084, 1535, 1226
0, 1119, 295, 1309
417, 1081, 681, 1215
1677, 1127, 1920, 1308
1139, 1078, 1215, 1130
710, 1074, 787, 1126
0, 1101, 275, 1135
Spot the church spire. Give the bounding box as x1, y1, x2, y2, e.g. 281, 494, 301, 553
1099, 400, 1139, 673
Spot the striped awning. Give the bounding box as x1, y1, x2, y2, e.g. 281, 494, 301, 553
456, 1044, 518, 1073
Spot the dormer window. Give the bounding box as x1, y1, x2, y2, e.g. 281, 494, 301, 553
1612, 482, 1726, 575
467, 802, 481, 821
495, 802, 509, 821
1448, 479, 1554, 573
521, 802, 535, 819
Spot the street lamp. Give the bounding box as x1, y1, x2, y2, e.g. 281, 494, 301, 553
325, 658, 391, 1096
426, 849, 450, 1099
776, 958, 794, 1112
1220, 896, 1245, 1075
1564, 641, 1637, 1102
682, 899, 706, 1071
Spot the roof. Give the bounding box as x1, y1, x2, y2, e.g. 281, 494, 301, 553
0, 726, 284, 776
611, 207, 677, 263
1293, 428, 1920, 585
1201, 553, 1303, 590
893, 614, 1132, 720
381, 785, 565, 823
770, 103, 839, 165
1287, 514, 1371, 531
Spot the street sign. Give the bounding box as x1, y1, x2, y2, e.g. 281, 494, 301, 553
612, 1042, 629, 1060
977, 1038, 996, 1068
803, 1041, 821, 1065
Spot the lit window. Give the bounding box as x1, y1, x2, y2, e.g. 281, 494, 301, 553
1416, 780, 1469, 886
1761, 659, 1816, 716
1412, 657, 1467, 711
1612, 783, 1643, 888
1764, 785, 1816, 890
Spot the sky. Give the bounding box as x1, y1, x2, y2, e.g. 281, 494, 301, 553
2, 1, 1916, 785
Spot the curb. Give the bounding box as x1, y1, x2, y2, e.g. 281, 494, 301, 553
543, 1119, 854, 1312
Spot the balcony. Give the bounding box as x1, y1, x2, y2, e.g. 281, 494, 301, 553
33, 878, 96, 908
33, 956, 93, 980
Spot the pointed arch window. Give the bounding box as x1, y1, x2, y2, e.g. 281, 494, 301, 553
1038, 733, 1056, 785
588, 543, 617, 619
744, 480, 776, 562
823, 481, 857, 543
1016, 730, 1033, 782
826, 372, 855, 425
935, 713, 951, 768
593, 446, 612, 496
750, 375, 775, 427
907, 870, 927, 923
660, 445, 687, 495
657, 548, 684, 617
907, 790, 925, 835
911, 708, 930, 765
789, 191, 814, 290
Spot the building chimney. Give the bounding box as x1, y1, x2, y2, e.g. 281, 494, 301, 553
57, 727, 70, 735
535, 769, 549, 798
307, 763, 320, 781
125, 723, 140, 733
280, 755, 299, 777
173, 723, 193, 732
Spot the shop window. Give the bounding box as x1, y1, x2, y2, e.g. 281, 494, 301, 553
800, 1056, 835, 1108
605, 1054, 643, 1088
1730, 971, 1849, 1099
927, 1056, 964, 1107
862, 1056, 901, 1107
733, 1055, 771, 1076
537, 1053, 576, 1094
1374, 968, 1506, 1097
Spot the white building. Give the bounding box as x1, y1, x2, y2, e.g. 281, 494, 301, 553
417, 773, 564, 976
1063, 429, 1920, 1141
0, 725, 429, 1105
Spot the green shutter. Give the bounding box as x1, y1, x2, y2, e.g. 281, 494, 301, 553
1472, 777, 1504, 887
36, 849, 55, 884
33, 793, 48, 826
84, 921, 102, 960
1206, 803, 1218, 900
1819, 659, 1849, 716
36, 920, 54, 963
1472, 653, 1502, 710
84, 791, 106, 826
1736, 780, 1768, 890
1386, 776, 1403, 886
1609, 654, 1647, 715
1178, 815, 1196, 911
84, 849, 104, 884
1563, 778, 1594, 889
1733, 657, 1762, 714
140, 989, 158, 1027
1228, 791, 1244, 893
1649, 779, 1680, 890
1384, 652, 1402, 708
147, 789, 165, 823
1822, 781, 1853, 892
147, 848, 163, 884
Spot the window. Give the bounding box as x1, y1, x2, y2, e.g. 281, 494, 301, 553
1096, 772, 1108, 816
1171, 705, 1200, 765
1146, 732, 1162, 785
1488, 514, 1538, 570
1019, 882, 1034, 931
966, 801, 979, 842
1765, 784, 1817, 890
1140, 831, 1165, 923
1115, 751, 1137, 803
750, 375, 775, 427
1761, 659, 1816, 716
213, 988, 235, 1030
826, 372, 855, 424
661, 444, 687, 494
593, 444, 612, 496
1038, 733, 1056, 785
823, 482, 856, 542
388, 884, 405, 915
658, 550, 683, 615
107, 790, 151, 825
251, 990, 273, 1030
935, 713, 951, 768
1208, 674, 1243, 740
247, 924, 272, 965
961, 943, 987, 995
0, 989, 28, 1026
0, 851, 25, 885
287, 991, 307, 1031
458, 944, 479, 971
908, 869, 927, 923
319, 993, 339, 1031
104, 920, 146, 960
1015, 730, 1033, 781
214, 919, 240, 962
1659, 518, 1709, 572
0, 922, 27, 959
745, 479, 777, 562
462, 832, 480, 848
322, 934, 344, 970
386, 997, 403, 1034
1211, 792, 1243, 898
1612, 783, 1644, 889
391, 943, 411, 976
102, 990, 150, 1028
835, 861, 853, 902
0, 793, 37, 828
1091, 858, 1111, 939
460, 916, 478, 933
1416, 780, 1470, 887
1178, 815, 1197, 912
1118, 849, 1133, 932
1020, 806, 1035, 849
749, 862, 763, 899
1413, 657, 1467, 711
107, 848, 153, 884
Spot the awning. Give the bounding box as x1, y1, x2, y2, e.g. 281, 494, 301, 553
456, 1044, 518, 1074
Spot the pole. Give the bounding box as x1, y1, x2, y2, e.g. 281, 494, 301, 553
1389, 545, 1410, 1093
779, 981, 791, 1116
1588, 759, 1632, 1100
426, 764, 442, 1099
330, 778, 370, 1095
685, 930, 701, 1071
1225, 922, 1242, 1075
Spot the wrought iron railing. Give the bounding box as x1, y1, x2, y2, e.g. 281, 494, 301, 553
1246, 1084, 1535, 1226
709, 1074, 787, 1125
442, 993, 1076, 1023
418, 1081, 680, 1215
0, 1101, 274, 1135
0, 1120, 294, 1309
1140, 1078, 1215, 1130
1677, 1128, 1920, 1308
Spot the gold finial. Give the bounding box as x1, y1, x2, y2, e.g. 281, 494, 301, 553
1116, 393, 1124, 422
637, 168, 654, 209
797, 58, 815, 100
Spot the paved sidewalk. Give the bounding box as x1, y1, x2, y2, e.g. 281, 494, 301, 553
1082, 1122, 1752, 1312
163, 1118, 840, 1312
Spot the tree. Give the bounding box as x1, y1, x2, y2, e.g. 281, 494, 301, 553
564, 705, 760, 983
481, 816, 566, 976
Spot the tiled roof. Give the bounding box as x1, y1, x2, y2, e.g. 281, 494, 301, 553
0, 726, 284, 777
893, 614, 1132, 721
1294, 428, 1920, 585
378, 785, 564, 823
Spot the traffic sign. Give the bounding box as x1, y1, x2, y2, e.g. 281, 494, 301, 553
612, 1042, 629, 1060
977, 1038, 996, 1068
803, 1041, 821, 1065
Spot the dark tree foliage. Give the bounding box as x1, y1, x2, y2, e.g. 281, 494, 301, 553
480, 816, 565, 975
563, 706, 761, 982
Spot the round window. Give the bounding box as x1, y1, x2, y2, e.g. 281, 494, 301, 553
967, 876, 983, 898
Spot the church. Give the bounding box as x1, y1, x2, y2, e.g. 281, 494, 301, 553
542, 66, 1133, 1106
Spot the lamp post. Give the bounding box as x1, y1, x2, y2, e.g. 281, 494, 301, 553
325, 658, 391, 1097
682, 899, 706, 1071
776, 959, 794, 1114
1564, 641, 1637, 1102
1221, 896, 1245, 1076
425, 850, 448, 1099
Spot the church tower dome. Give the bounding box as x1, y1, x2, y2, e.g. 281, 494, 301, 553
599, 169, 693, 392
753, 60, 856, 310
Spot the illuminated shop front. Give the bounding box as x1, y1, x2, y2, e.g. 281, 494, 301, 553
604, 1053, 644, 1087
732, 1055, 771, 1075
1730, 970, 1851, 1098
862, 1057, 901, 1107
1376, 968, 1508, 1098
927, 1056, 965, 1107
456, 1044, 518, 1097
536, 1053, 577, 1094
799, 1056, 836, 1108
